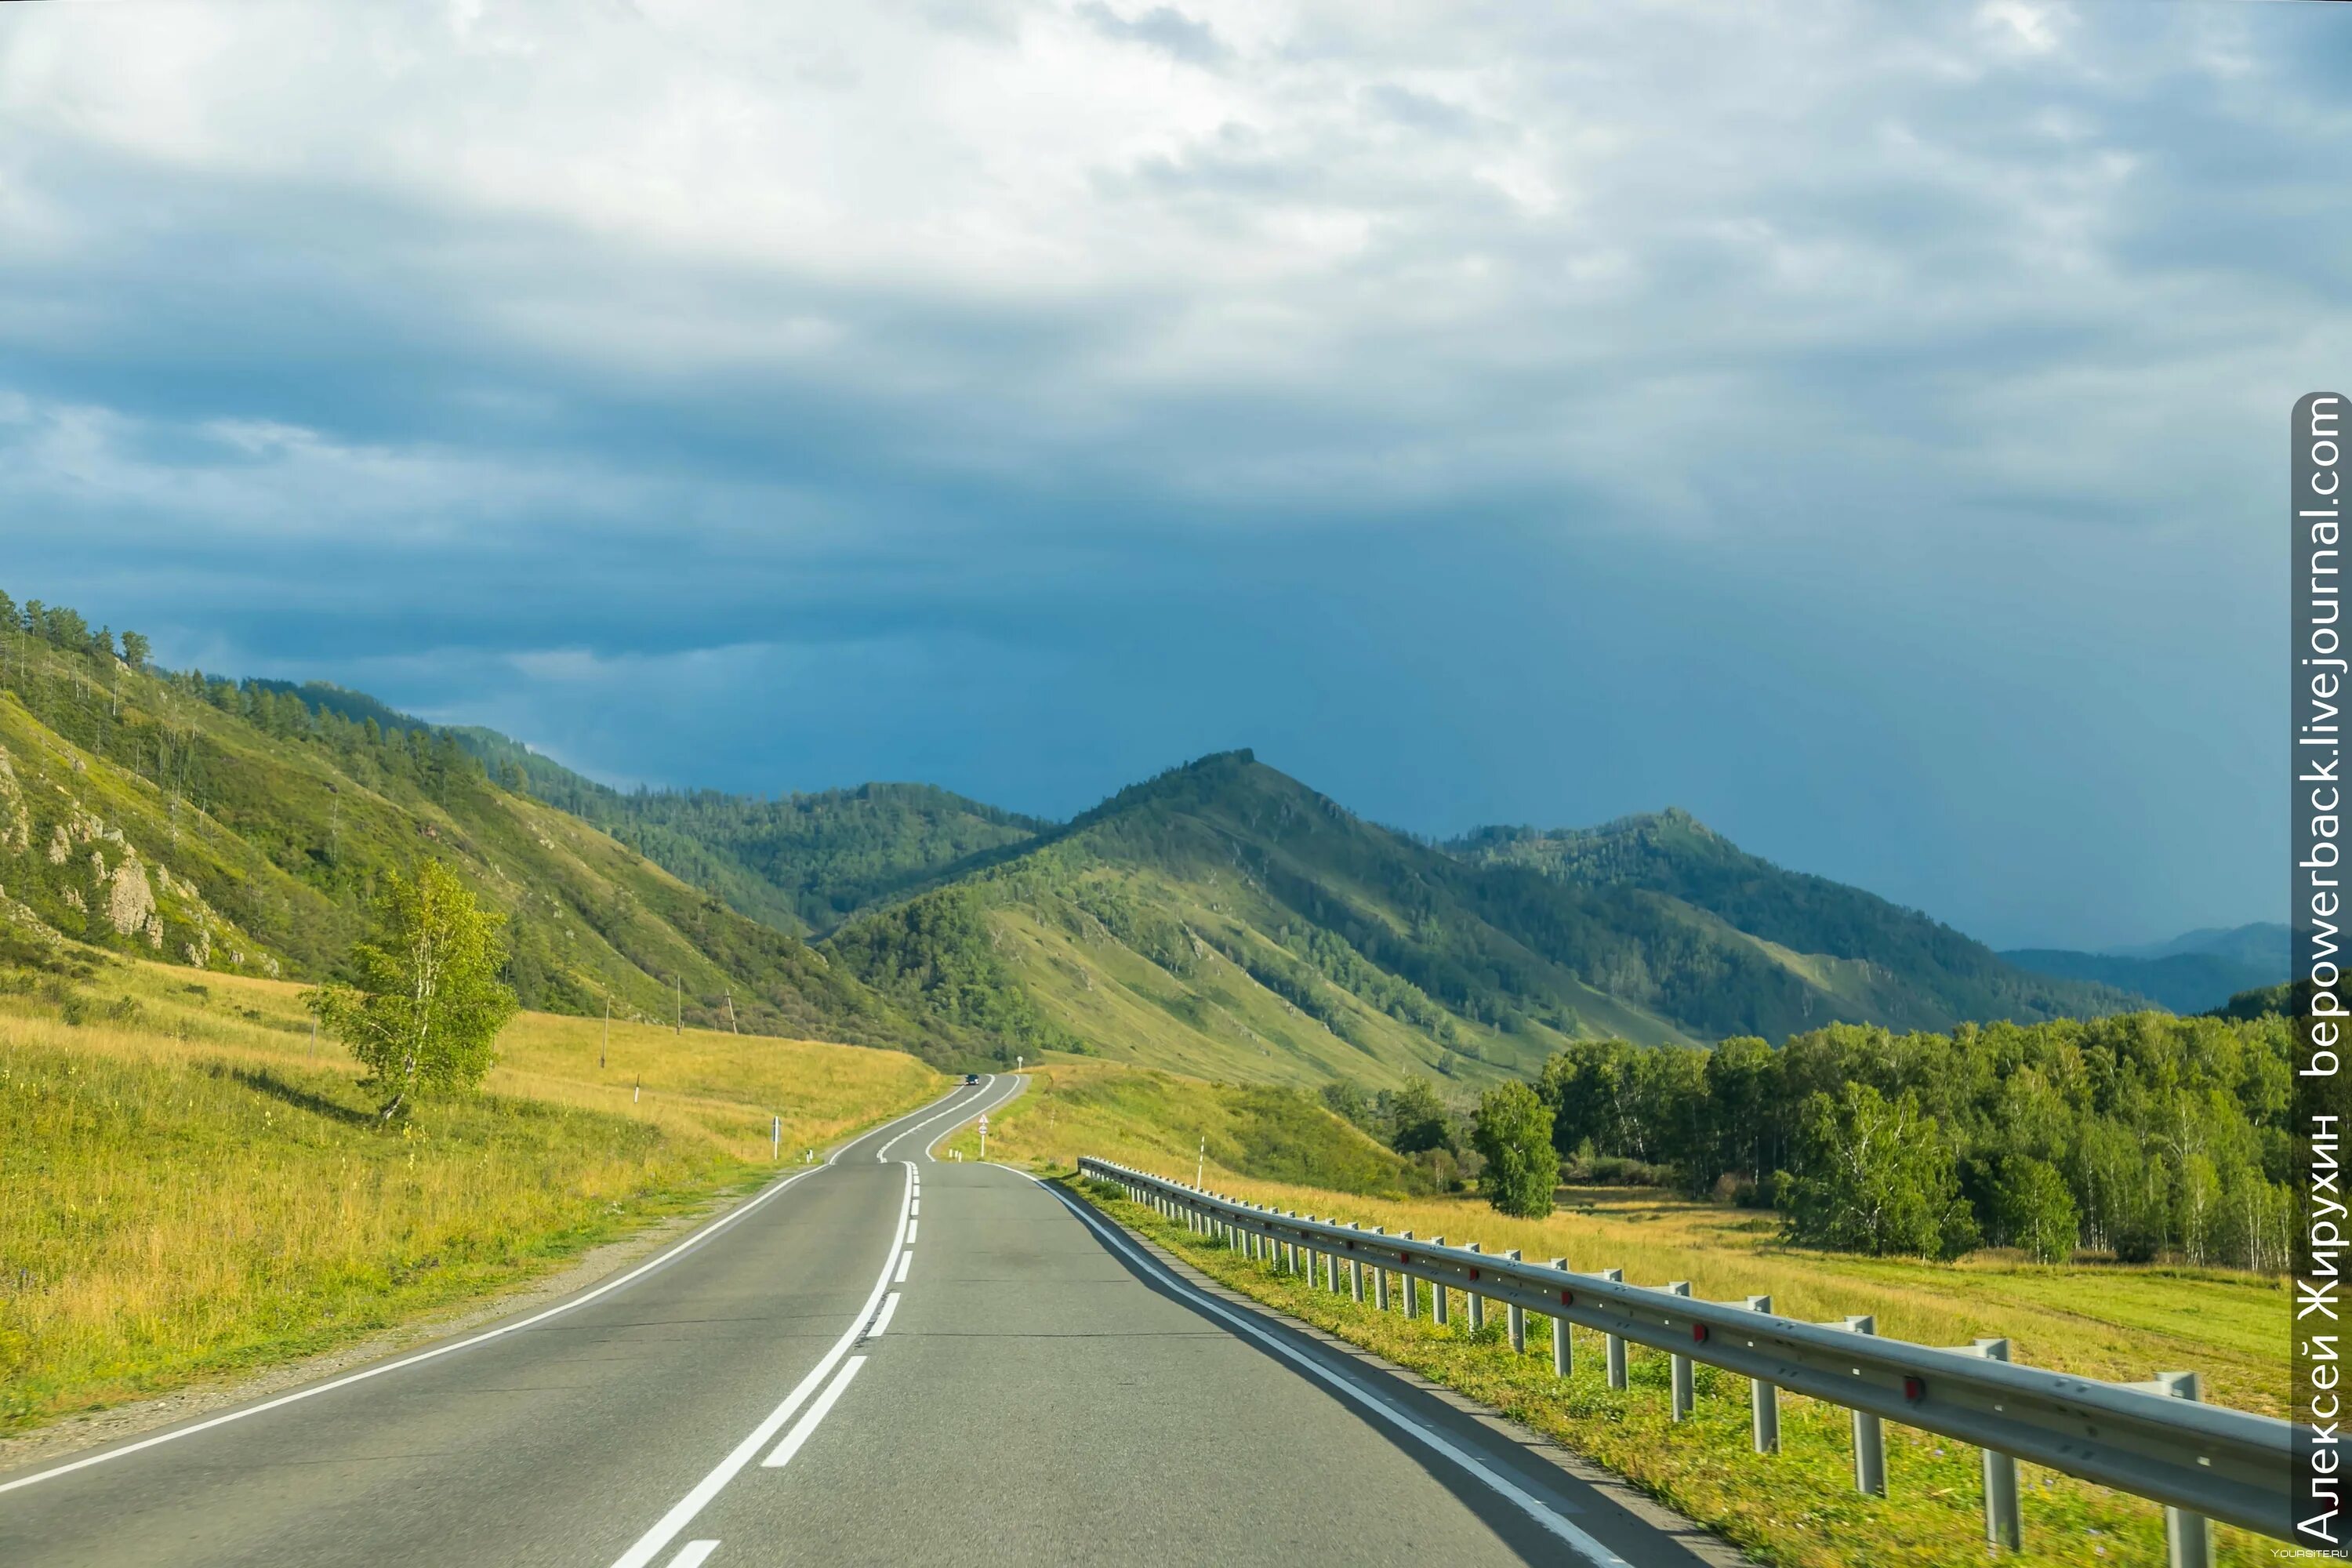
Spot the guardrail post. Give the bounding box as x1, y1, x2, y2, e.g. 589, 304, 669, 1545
1430, 1239, 1449, 1326
1744, 1295, 1779, 1454
1282, 1211, 1297, 1275
1604, 1269, 1628, 1389
1548, 1258, 1571, 1376
1466, 1243, 1485, 1334
1967, 1338, 2022, 1552
1399, 1232, 1417, 1319
1841, 1315, 1887, 1496
1668, 1282, 1694, 1421
1370, 1227, 1387, 1308
1351, 1225, 1367, 1301
1505, 1249, 1525, 1352
2151, 1372, 2212, 1568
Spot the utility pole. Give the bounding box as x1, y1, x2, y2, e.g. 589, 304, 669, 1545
725, 990, 738, 1033
601, 996, 610, 1070
1197, 1134, 1206, 1189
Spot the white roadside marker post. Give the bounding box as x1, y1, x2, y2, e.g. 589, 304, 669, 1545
1504, 1250, 1524, 1353
1549, 1259, 1571, 1376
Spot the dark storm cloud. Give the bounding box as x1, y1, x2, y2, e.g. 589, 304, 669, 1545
0, 0, 2342, 947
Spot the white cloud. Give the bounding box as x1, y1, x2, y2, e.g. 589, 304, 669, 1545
0, 0, 2340, 543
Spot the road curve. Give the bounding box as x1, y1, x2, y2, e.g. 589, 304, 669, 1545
0, 1073, 1740, 1568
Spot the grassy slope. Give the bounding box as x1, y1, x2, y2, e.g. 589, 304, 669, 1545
0, 955, 944, 1436
0, 644, 946, 1058
833, 755, 1696, 1092
942, 1060, 1419, 1195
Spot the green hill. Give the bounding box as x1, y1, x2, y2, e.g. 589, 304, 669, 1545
0, 593, 968, 1064
449, 727, 1044, 936
819, 753, 2141, 1089
1, 588, 2143, 1089
2000, 946, 2278, 1015
1450, 808, 2144, 1034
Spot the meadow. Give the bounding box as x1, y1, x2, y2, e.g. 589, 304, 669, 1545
0, 953, 943, 1436
949, 1060, 2285, 1568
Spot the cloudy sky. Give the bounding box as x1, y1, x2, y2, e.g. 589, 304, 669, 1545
2, 0, 2343, 949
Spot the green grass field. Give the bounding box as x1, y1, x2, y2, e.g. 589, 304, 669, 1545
0, 954, 944, 1436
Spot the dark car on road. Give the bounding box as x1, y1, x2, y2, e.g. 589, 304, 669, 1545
964, 1073, 981, 1085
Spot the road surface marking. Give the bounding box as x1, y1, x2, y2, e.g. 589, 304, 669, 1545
1053, 1187, 1633, 1568
894, 1251, 913, 1284
906, 1220, 918, 1243
915, 1074, 1029, 1162
909, 1200, 920, 1215
865, 1292, 902, 1340
876, 1078, 1009, 1162
0, 1087, 973, 1501
665, 1543, 720, 1568
606, 1166, 913, 1568
761, 1356, 868, 1469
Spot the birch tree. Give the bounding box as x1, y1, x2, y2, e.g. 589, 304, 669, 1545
307, 860, 517, 1119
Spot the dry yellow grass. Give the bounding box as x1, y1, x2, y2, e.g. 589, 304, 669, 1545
0, 954, 944, 1433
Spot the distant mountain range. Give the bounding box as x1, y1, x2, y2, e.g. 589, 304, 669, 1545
1999, 923, 2285, 1016
0, 589, 2152, 1082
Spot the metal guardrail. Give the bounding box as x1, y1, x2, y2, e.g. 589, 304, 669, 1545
1076, 1156, 2293, 1559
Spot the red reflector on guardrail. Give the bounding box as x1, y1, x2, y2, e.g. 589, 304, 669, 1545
1904, 1377, 1925, 1402
1692, 1324, 1709, 1344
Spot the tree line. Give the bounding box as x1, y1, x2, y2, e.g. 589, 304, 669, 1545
1322, 1011, 2292, 1269
1534, 1014, 2292, 1268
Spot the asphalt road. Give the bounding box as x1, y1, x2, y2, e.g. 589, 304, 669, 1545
0, 1075, 1737, 1568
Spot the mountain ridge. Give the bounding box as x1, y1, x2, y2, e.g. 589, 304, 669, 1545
0, 590, 2149, 1087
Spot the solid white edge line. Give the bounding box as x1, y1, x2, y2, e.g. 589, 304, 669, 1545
665, 1542, 720, 1568
1047, 1187, 1633, 1568
894, 1251, 913, 1284
607, 1164, 913, 1568
0, 1084, 972, 1500
865, 1292, 902, 1339
760, 1355, 869, 1469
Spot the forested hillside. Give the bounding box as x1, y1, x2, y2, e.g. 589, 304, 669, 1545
0, 590, 969, 1062
452, 726, 1042, 935
1453, 810, 2144, 1032
0, 588, 2154, 1087
819, 753, 2147, 1087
